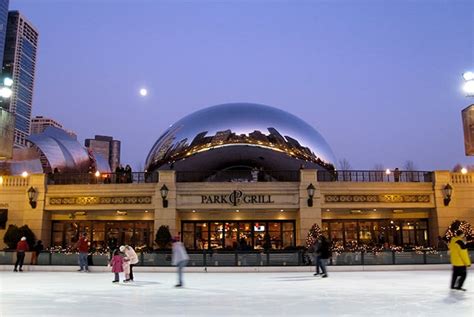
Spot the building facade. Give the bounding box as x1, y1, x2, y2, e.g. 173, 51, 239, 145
85, 135, 120, 172
1, 103, 473, 252
2, 11, 38, 148
0, 169, 472, 251
0, 0, 9, 69
30, 116, 77, 139
462, 104, 474, 156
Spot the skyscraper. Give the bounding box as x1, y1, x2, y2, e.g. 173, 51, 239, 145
2, 11, 39, 148
31, 115, 77, 139
0, 0, 9, 69
85, 135, 121, 171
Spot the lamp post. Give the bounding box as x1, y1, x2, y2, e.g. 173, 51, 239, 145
27, 186, 38, 209
463, 71, 474, 97
160, 184, 169, 208
442, 184, 453, 206
0, 77, 13, 99
306, 183, 315, 207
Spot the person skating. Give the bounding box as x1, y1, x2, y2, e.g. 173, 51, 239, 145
14, 237, 29, 272
119, 245, 139, 282
449, 230, 471, 291
109, 249, 124, 283
312, 238, 323, 276
172, 237, 189, 287
31, 240, 43, 265
76, 233, 90, 272
315, 236, 331, 278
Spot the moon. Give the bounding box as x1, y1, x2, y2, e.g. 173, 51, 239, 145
139, 88, 148, 96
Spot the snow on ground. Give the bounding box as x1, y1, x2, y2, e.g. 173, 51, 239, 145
0, 270, 472, 316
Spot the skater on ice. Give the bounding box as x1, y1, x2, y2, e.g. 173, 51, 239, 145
172, 237, 189, 287
449, 230, 471, 291
119, 245, 139, 282
109, 249, 124, 283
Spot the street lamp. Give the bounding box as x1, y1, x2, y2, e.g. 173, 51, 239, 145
27, 186, 38, 209
160, 184, 169, 208
442, 184, 453, 206
306, 183, 315, 207
0, 76, 13, 98
462, 71, 474, 97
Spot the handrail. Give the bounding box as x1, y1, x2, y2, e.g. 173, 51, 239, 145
176, 170, 300, 182
46, 172, 158, 185
318, 170, 433, 183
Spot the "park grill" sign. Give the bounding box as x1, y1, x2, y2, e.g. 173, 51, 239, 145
201, 190, 274, 206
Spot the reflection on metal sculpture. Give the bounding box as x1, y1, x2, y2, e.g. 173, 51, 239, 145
145, 103, 336, 172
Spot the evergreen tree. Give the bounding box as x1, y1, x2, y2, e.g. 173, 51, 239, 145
305, 223, 323, 248
155, 225, 172, 249
3, 224, 20, 249
445, 220, 473, 242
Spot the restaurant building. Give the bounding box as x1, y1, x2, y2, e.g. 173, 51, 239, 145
0, 103, 473, 251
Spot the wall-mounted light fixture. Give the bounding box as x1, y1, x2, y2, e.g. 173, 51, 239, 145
442, 184, 453, 206
306, 183, 315, 207
160, 184, 169, 208
27, 186, 38, 209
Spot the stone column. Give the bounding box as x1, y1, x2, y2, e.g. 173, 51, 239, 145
22, 174, 51, 246
297, 169, 322, 246
155, 170, 178, 237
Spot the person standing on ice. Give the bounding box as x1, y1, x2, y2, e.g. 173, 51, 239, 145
110, 249, 124, 283
312, 238, 323, 276
76, 233, 89, 272
119, 245, 139, 282
14, 236, 29, 272
449, 230, 471, 291
315, 236, 331, 278
172, 237, 189, 287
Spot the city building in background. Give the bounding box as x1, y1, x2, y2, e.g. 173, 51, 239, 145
2, 10, 38, 148
0, 0, 9, 70
0, 107, 14, 160
85, 135, 121, 172
1, 103, 473, 252
31, 115, 77, 139
462, 104, 474, 156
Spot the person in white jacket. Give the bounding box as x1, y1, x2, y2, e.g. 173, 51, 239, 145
172, 238, 190, 287
119, 245, 139, 282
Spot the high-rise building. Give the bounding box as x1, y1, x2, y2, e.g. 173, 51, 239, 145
30, 116, 77, 139
85, 135, 121, 171
0, 0, 9, 69
462, 104, 474, 156
2, 11, 39, 148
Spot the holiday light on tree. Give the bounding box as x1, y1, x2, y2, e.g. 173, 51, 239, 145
445, 220, 473, 242
305, 223, 323, 248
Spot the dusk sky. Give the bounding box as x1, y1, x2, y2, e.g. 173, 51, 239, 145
10, 0, 474, 171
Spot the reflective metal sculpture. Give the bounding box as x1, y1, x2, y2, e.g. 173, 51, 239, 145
145, 103, 336, 172
27, 127, 92, 173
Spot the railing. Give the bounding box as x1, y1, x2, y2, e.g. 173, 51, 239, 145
451, 173, 473, 184
317, 170, 433, 183
1, 250, 470, 266
0, 175, 29, 187
176, 170, 300, 182
46, 172, 159, 185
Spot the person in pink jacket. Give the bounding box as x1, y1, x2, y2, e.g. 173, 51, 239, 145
109, 249, 124, 283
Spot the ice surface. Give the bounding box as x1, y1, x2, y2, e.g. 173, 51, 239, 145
0, 270, 472, 316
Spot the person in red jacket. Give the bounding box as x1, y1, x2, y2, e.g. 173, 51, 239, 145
76, 232, 90, 272
14, 236, 29, 272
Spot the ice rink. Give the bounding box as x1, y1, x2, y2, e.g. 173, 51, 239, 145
1, 270, 472, 316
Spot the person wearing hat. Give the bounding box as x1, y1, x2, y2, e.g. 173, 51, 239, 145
449, 230, 471, 291
14, 237, 29, 272
172, 237, 189, 287
119, 245, 138, 282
